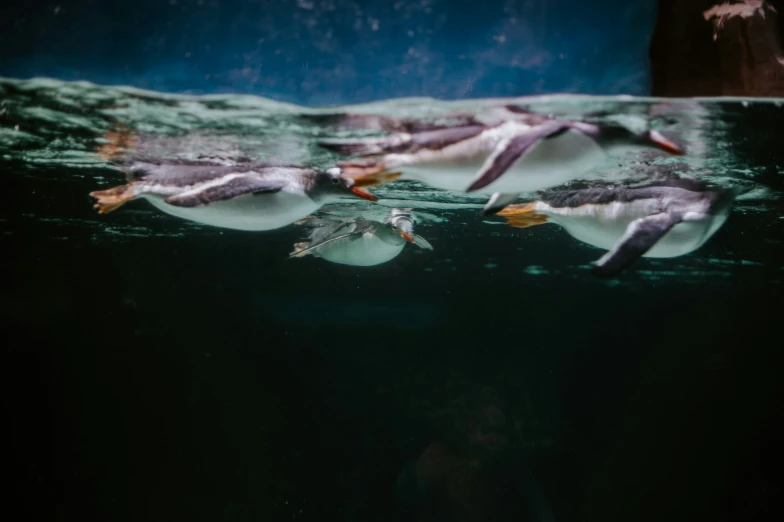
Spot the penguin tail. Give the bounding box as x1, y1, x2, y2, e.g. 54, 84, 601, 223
89, 183, 137, 214
496, 203, 548, 229
289, 242, 314, 258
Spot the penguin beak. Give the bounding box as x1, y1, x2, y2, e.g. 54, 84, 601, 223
648, 130, 684, 155
350, 187, 377, 201
399, 232, 415, 243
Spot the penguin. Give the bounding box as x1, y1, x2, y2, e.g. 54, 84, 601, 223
88, 159, 396, 231
495, 178, 737, 276
318, 110, 684, 215
302, 103, 544, 133
289, 208, 433, 266
297, 111, 482, 133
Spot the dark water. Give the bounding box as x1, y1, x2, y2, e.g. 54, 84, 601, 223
2, 78, 783, 521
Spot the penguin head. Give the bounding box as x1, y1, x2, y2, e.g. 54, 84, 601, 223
386, 208, 416, 243
314, 167, 377, 202
595, 125, 685, 156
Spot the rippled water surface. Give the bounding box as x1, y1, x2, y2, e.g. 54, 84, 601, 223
2, 77, 782, 280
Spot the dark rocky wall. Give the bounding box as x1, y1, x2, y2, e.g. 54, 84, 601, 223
651, 0, 784, 96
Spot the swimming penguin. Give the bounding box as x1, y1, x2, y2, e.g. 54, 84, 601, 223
289, 208, 433, 266
319, 112, 684, 215
89, 160, 395, 231
496, 178, 737, 276
298, 111, 482, 133
302, 104, 540, 133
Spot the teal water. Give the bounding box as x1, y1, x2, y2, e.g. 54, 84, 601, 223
2, 78, 783, 521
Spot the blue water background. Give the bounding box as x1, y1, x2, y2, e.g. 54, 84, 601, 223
0, 0, 656, 104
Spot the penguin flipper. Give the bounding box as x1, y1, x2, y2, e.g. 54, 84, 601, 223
483, 192, 520, 215
289, 242, 316, 258
467, 121, 571, 192
378, 233, 406, 246
307, 220, 363, 244
286, 231, 365, 259
592, 212, 682, 277
412, 235, 434, 250
165, 175, 284, 208
295, 217, 335, 228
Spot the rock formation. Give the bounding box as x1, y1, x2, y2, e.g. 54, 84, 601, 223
650, 0, 784, 96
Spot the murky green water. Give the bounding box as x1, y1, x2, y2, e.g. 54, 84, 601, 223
2, 77, 783, 521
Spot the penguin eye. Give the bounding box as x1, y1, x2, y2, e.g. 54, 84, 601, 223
331, 177, 341, 185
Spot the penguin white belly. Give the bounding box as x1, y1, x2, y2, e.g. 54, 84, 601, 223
391, 129, 607, 194
548, 200, 662, 250
315, 232, 406, 266
555, 214, 636, 252
386, 138, 489, 192
400, 160, 485, 192
647, 213, 729, 257
489, 129, 608, 193
142, 192, 320, 231
550, 201, 727, 258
